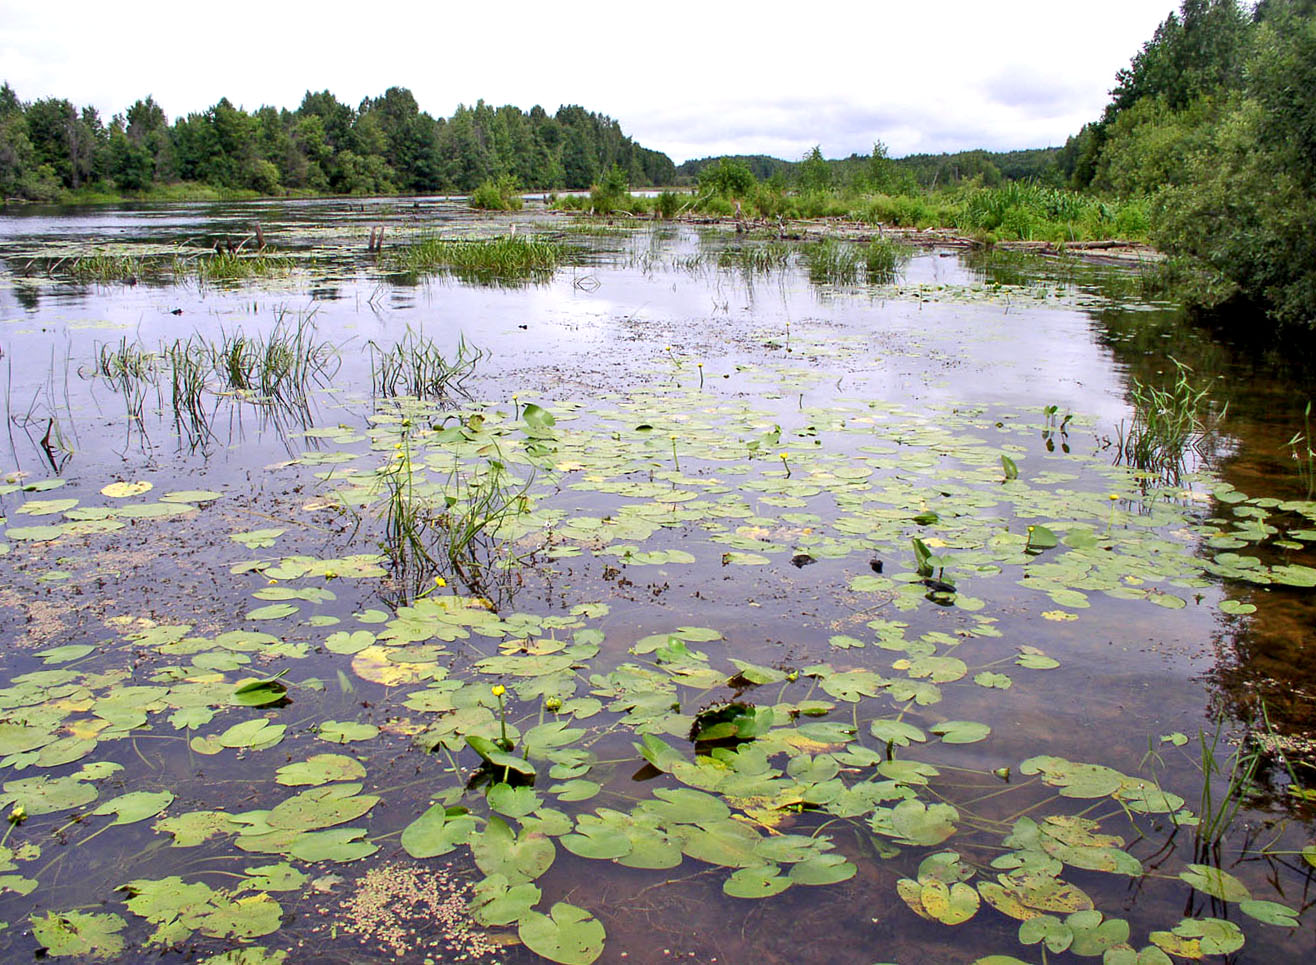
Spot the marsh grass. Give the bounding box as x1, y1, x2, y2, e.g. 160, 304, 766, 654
1285, 401, 1314, 497
1116, 358, 1222, 483
211, 311, 339, 405
194, 250, 296, 282
94, 338, 158, 421
388, 235, 563, 282
802, 238, 862, 285
863, 238, 912, 284
368, 329, 483, 402
66, 254, 150, 283
164, 338, 212, 445
378, 428, 532, 604
79, 311, 337, 448
716, 243, 793, 275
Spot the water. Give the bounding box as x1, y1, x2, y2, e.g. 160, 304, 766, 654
0, 200, 1311, 964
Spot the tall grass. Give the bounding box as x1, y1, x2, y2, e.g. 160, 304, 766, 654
211, 310, 340, 404
194, 250, 296, 282
388, 235, 563, 282
1286, 401, 1315, 497
368, 329, 484, 401
1116, 358, 1223, 482
863, 238, 911, 284
377, 429, 532, 605
802, 239, 863, 285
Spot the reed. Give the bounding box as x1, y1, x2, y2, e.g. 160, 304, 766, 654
368, 329, 483, 402
388, 235, 562, 281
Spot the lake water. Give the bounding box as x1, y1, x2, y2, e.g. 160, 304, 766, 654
0, 198, 1311, 964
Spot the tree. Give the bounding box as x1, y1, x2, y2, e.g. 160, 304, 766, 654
796, 146, 831, 194
698, 158, 756, 197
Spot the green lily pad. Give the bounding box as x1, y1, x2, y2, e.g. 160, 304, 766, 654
30, 910, 126, 958
275, 754, 366, 787
518, 902, 605, 965
93, 789, 174, 826
1179, 864, 1250, 902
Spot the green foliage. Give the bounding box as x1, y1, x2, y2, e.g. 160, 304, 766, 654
589, 164, 630, 214
470, 175, 523, 211
388, 235, 563, 281
698, 158, 756, 198
796, 145, 832, 195
0, 84, 675, 201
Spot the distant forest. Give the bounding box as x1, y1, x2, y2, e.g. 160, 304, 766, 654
0, 85, 676, 200
676, 147, 1063, 191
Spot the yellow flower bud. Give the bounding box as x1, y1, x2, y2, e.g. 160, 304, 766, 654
491, 684, 506, 697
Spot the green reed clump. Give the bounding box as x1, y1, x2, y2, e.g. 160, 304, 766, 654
1117, 358, 1222, 482
210, 311, 339, 404
193, 250, 296, 282
388, 235, 563, 281
93, 338, 158, 421
368, 329, 483, 402
717, 243, 793, 275
469, 175, 524, 212
863, 238, 911, 284
802, 238, 862, 285
1286, 401, 1315, 497
66, 254, 150, 282
163, 337, 212, 445
377, 425, 531, 603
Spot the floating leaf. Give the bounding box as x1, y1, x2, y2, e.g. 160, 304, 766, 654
275, 754, 365, 787
1179, 864, 1250, 903
931, 720, 991, 744
724, 865, 792, 899
317, 721, 378, 744
518, 902, 605, 965
93, 789, 174, 826
30, 910, 126, 958
1238, 899, 1300, 927
233, 673, 288, 707
101, 481, 152, 498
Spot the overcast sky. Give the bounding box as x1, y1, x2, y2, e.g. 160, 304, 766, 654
1, 0, 1179, 163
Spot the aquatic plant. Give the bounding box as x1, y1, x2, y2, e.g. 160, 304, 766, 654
388, 234, 563, 281
193, 249, 296, 282
65, 254, 149, 283
863, 237, 911, 284
469, 175, 524, 212
802, 238, 862, 285
211, 310, 339, 404
1116, 358, 1223, 482
1284, 401, 1314, 497
367, 329, 483, 401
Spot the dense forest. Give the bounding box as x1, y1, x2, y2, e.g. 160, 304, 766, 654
0, 85, 675, 199
1057, 0, 1316, 328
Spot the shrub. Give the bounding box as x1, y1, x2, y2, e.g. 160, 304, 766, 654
470, 175, 523, 211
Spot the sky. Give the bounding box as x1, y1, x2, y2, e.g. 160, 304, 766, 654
0, 0, 1181, 164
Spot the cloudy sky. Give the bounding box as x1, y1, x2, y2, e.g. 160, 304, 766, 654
1, 0, 1179, 163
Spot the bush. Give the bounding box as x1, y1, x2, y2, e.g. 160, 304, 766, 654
655, 190, 682, 219
470, 175, 523, 211
698, 158, 756, 198
590, 164, 630, 214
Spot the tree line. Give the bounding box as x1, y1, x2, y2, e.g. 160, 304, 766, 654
1058, 0, 1316, 329
0, 85, 676, 200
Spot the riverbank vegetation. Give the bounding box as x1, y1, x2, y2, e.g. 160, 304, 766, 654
1059, 0, 1316, 330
